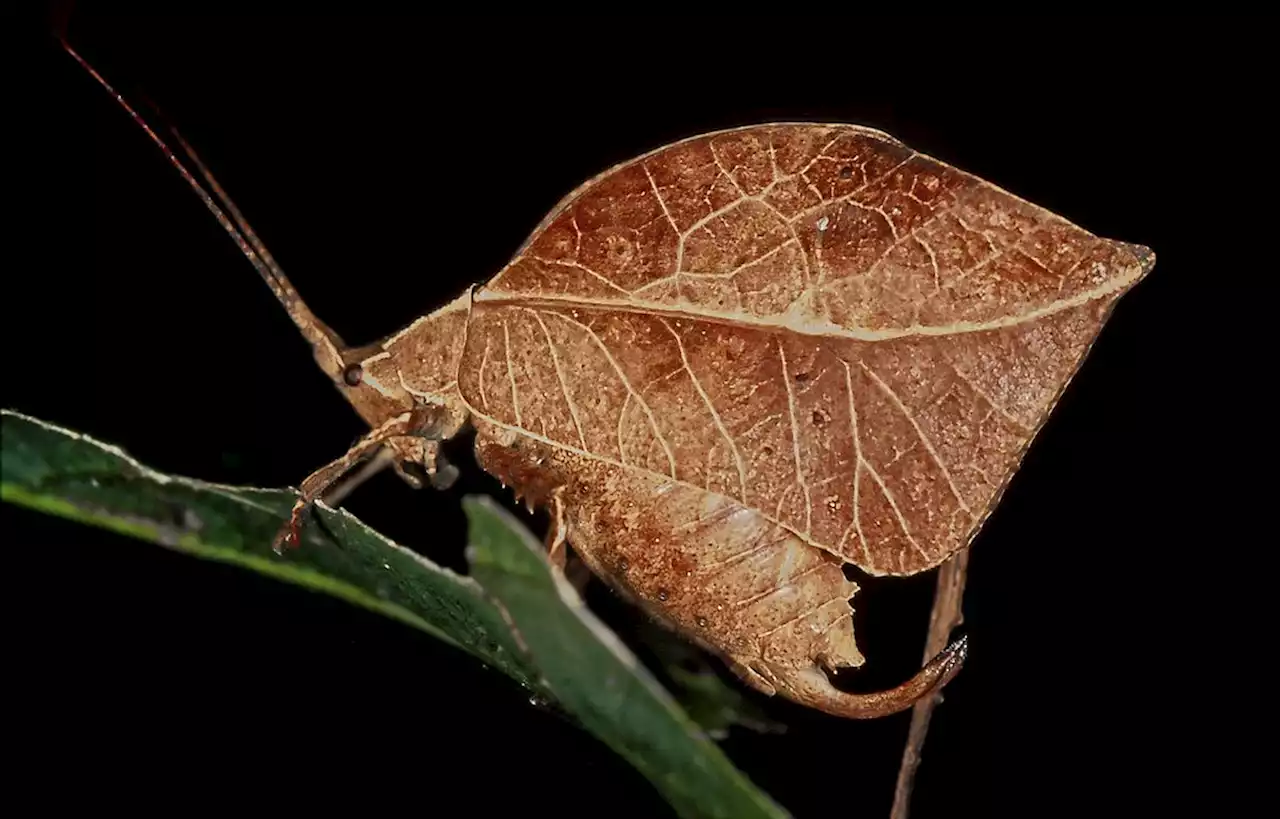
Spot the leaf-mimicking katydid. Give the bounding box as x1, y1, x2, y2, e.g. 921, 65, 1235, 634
61, 38, 1154, 720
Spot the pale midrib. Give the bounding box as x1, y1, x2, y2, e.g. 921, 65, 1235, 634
473, 264, 1142, 343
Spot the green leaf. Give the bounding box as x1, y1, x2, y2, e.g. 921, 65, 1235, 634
631, 619, 787, 740
1, 409, 788, 819
466, 498, 786, 818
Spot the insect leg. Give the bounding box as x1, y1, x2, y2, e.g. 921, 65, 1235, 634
387, 435, 460, 492
322, 447, 396, 506
539, 489, 591, 594
273, 416, 416, 552
427, 448, 460, 490
545, 489, 569, 572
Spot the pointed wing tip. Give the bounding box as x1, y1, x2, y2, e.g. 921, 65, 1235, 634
1118, 242, 1157, 277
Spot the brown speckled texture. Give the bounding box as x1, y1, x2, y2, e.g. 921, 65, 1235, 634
348, 124, 1153, 717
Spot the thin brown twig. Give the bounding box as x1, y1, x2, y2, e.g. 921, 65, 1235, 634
890, 549, 971, 819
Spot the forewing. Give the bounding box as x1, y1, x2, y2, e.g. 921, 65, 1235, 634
462, 124, 1151, 575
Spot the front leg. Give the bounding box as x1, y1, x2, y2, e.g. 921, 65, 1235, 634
273, 413, 416, 552
275, 403, 467, 552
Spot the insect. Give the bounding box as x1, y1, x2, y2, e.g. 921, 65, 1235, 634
65, 40, 1153, 720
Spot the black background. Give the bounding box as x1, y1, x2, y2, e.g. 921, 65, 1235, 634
11, 11, 1258, 818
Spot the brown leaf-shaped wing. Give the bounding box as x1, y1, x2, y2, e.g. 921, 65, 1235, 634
472, 424, 876, 715
433, 123, 1150, 717
465, 124, 1152, 577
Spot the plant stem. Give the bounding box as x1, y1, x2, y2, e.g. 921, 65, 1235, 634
890, 549, 971, 819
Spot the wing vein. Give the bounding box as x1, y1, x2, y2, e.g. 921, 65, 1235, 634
530, 309, 589, 451
777, 340, 813, 536
660, 318, 748, 501
643, 162, 681, 237
842, 359, 872, 566
549, 311, 677, 478
859, 361, 971, 514
502, 319, 522, 428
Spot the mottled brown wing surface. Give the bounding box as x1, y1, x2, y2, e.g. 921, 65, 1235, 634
461, 124, 1152, 577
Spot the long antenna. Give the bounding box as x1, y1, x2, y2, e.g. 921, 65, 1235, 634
58, 37, 348, 379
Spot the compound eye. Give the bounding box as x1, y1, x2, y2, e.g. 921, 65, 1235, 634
342, 363, 364, 387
